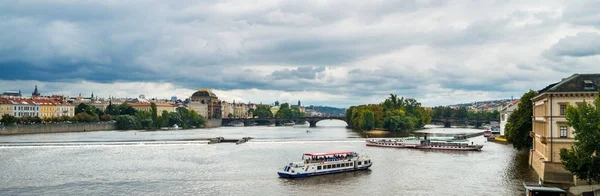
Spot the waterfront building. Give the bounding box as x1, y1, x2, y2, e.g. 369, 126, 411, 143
188, 89, 222, 119
499, 100, 519, 136
55, 103, 75, 117
530, 73, 600, 185
0, 98, 13, 119
221, 101, 234, 118
36, 99, 58, 118
128, 102, 175, 116
8, 98, 40, 118
234, 102, 247, 118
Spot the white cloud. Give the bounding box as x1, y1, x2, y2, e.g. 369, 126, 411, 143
0, 0, 598, 107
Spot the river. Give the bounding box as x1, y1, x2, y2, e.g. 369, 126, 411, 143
0, 120, 537, 196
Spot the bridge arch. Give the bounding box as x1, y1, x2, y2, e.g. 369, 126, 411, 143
305, 117, 347, 127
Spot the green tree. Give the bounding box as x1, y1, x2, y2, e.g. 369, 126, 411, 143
359, 110, 375, 130
254, 105, 273, 118
114, 115, 141, 130
75, 103, 98, 116
505, 90, 538, 150
150, 103, 158, 128
560, 93, 600, 184
158, 110, 169, 127
188, 110, 206, 128
100, 114, 112, 121
118, 103, 136, 115
1, 114, 18, 125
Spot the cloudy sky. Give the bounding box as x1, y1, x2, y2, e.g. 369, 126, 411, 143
1, 0, 599, 108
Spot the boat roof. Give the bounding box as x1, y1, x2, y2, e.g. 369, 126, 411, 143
523, 184, 566, 193
303, 151, 353, 156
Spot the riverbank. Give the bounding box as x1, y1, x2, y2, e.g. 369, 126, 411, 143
364, 129, 390, 135
0, 123, 117, 135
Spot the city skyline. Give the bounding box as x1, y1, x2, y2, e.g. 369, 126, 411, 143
1, 1, 599, 108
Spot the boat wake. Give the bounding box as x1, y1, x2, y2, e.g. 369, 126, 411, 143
248, 139, 365, 144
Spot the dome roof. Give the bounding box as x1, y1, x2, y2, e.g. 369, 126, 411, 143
191, 89, 218, 98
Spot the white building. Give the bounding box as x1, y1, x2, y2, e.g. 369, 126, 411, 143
56, 104, 75, 117
499, 100, 519, 136
11, 99, 40, 117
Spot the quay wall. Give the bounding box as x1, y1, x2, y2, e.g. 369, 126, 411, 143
0, 123, 117, 135
204, 119, 222, 128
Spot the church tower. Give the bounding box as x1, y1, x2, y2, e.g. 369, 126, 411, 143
32, 85, 40, 97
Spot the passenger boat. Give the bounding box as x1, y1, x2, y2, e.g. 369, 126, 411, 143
277, 151, 372, 178
484, 130, 493, 137
365, 136, 483, 151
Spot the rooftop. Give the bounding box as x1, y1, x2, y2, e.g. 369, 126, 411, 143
191, 89, 218, 98
538, 73, 600, 93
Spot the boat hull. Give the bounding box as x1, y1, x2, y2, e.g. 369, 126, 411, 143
366, 142, 482, 151
278, 164, 372, 178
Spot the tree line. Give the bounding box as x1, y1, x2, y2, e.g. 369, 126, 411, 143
345, 94, 433, 131
247, 102, 306, 121
431, 106, 500, 121
0, 102, 206, 130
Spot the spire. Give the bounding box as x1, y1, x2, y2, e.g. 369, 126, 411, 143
32, 85, 40, 97
298, 100, 301, 107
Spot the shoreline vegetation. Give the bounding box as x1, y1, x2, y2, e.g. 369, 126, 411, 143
346, 94, 433, 132
364, 129, 390, 135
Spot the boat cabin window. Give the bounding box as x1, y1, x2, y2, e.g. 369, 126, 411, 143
327, 165, 331, 169
337, 164, 341, 168
358, 162, 362, 165
364, 161, 367, 165
350, 162, 353, 166
346, 163, 350, 167
317, 166, 322, 170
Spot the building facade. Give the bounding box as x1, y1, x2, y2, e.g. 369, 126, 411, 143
0, 98, 12, 119
189, 89, 221, 119
129, 102, 175, 116
530, 73, 600, 185
10, 99, 40, 117
56, 103, 75, 117
36, 99, 58, 119
499, 100, 519, 136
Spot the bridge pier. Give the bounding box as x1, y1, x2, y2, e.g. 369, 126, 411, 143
444, 121, 452, 128
308, 120, 317, 128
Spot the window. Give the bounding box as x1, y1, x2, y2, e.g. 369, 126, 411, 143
560, 126, 568, 138
559, 104, 566, 116
327, 165, 331, 169
317, 166, 322, 170
358, 162, 362, 165
364, 161, 368, 165
584, 80, 595, 90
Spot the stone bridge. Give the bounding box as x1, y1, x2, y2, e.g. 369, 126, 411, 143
222, 116, 347, 127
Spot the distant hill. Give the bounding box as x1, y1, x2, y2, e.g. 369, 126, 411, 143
305, 105, 346, 117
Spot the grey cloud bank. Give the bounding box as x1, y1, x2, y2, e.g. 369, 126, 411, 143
1, 0, 599, 107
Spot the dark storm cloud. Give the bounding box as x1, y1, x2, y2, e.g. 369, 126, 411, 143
1, 0, 599, 106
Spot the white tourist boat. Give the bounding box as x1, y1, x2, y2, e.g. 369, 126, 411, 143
366, 136, 483, 151
277, 151, 372, 178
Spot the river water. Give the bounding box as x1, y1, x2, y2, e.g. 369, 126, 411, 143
0, 120, 537, 196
